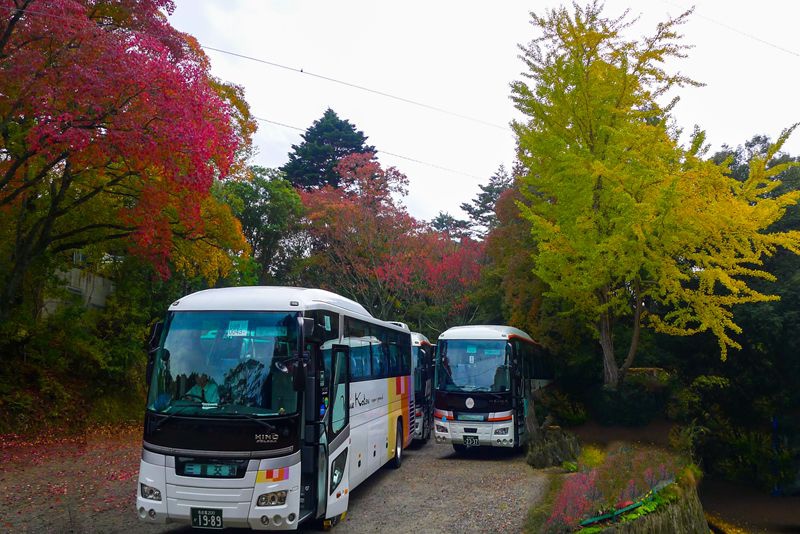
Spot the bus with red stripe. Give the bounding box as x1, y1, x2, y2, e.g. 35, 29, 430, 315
433, 325, 553, 452
136, 287, 413, 530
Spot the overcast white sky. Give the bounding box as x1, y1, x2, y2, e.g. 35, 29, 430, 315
170, 1, 800, 221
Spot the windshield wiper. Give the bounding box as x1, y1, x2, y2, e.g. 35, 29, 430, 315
229, 411, 277, 432
151, 404, 196, 432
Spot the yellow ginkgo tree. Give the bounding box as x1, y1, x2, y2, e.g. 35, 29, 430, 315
511, 2, 800, 389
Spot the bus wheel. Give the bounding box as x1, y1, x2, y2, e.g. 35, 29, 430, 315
391, 419, 403, 469
452, 443, 467, 454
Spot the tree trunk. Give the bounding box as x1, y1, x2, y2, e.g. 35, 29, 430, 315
619, 287, 643, 385
599, 307, 619, 389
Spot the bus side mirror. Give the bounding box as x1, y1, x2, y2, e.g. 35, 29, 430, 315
146, 322, 164, 385
148, 321, 163, 354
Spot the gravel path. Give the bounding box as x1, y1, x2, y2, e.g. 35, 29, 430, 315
319, 440, 549, 534
1, 431, 548, 533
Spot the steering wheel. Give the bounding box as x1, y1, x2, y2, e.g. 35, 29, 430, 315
181, 393, 203, 401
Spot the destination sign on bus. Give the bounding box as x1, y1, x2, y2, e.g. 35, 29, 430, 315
182, 463, 238, 477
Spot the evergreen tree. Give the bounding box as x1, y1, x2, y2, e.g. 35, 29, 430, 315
430, 211, 471, 239
460, 164, 513, 238
281, 108, 376, 189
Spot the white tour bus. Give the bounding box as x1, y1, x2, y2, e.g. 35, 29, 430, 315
136, 287, 413, 530
433, 325, 553, 452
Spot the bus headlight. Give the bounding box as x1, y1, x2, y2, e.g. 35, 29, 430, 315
329, 449, 348, 494
494, 427, 509, 435
435, 424, 448, 433
257, 490, 287, 507
140, 483, 162, 501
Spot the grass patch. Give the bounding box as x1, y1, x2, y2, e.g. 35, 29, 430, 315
524, 473, 566, 534
528, 441, 699, 533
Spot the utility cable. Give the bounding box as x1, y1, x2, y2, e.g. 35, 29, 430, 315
0, 4, 510, 132
254, 116, 485, 180
204, 46, 511, 132
0, 4, 492, 180
660, 0, 800, 58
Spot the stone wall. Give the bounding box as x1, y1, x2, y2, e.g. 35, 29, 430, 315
526, 427, 581, 468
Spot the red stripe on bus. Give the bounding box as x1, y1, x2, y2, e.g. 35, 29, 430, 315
488, 415, 513, 422
507, 333, 544, 347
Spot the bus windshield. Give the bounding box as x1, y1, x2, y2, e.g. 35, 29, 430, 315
437, 340, 510, 393
147, 311, 300, 417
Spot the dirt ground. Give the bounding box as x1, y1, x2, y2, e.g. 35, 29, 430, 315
0, 428, 548, 533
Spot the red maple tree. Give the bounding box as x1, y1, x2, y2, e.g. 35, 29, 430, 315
0, 0, 248, 318
299, 152, 484, 329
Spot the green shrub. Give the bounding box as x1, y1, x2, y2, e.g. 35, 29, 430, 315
540, 388, 589, 427
577, 445, 606, 470
562, 460, 578, 472
591, 381, 668, 427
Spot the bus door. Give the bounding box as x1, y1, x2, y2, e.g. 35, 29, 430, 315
509, 342, 526, 446
325, 345, 350, 521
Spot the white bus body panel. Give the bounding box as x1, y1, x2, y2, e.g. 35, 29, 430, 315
136, 452, 302, 530
434, 416, 517, 448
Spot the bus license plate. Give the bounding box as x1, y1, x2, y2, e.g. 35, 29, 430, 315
463, 435, 480, 447
191, 508, 223, 529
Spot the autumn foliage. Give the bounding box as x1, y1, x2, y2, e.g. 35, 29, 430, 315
0, 0, 248, 319
511, 4, 800, 387
298, 153, 483, 330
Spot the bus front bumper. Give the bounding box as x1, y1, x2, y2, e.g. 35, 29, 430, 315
136, 450, 302, 530
433, 419, 516, 447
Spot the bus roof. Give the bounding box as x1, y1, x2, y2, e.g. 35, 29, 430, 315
438, 325, 533, 343
411, 332, 431, 346
168, 286, 371, 317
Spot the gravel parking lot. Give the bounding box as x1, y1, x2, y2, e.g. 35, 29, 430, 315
1, 430, 548, 534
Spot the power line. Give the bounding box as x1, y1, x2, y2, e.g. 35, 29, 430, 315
660, 1, 800, 58
254, 116, 484, 180
0, 5, 511, 132
0, 4, 493, 180
202, 45, 511, 132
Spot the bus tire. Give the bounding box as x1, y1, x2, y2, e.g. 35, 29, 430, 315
391, 419, 403, 469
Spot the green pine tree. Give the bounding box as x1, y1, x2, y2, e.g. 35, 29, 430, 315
281, 108, 376, 189
460, 164, 513, 238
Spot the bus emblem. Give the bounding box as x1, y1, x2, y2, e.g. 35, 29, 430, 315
255, 433, 279, 444
465, 397, 475, 409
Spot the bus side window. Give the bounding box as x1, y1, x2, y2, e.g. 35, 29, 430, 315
357, 344, 372, 380
533, 346, 554, 380
344, 318, 370, 381
524, 343, 535, 381
399, 333, 411, 376
312, 310, 339, 343
372, 325, 389, 379
387, 331, 401, 377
